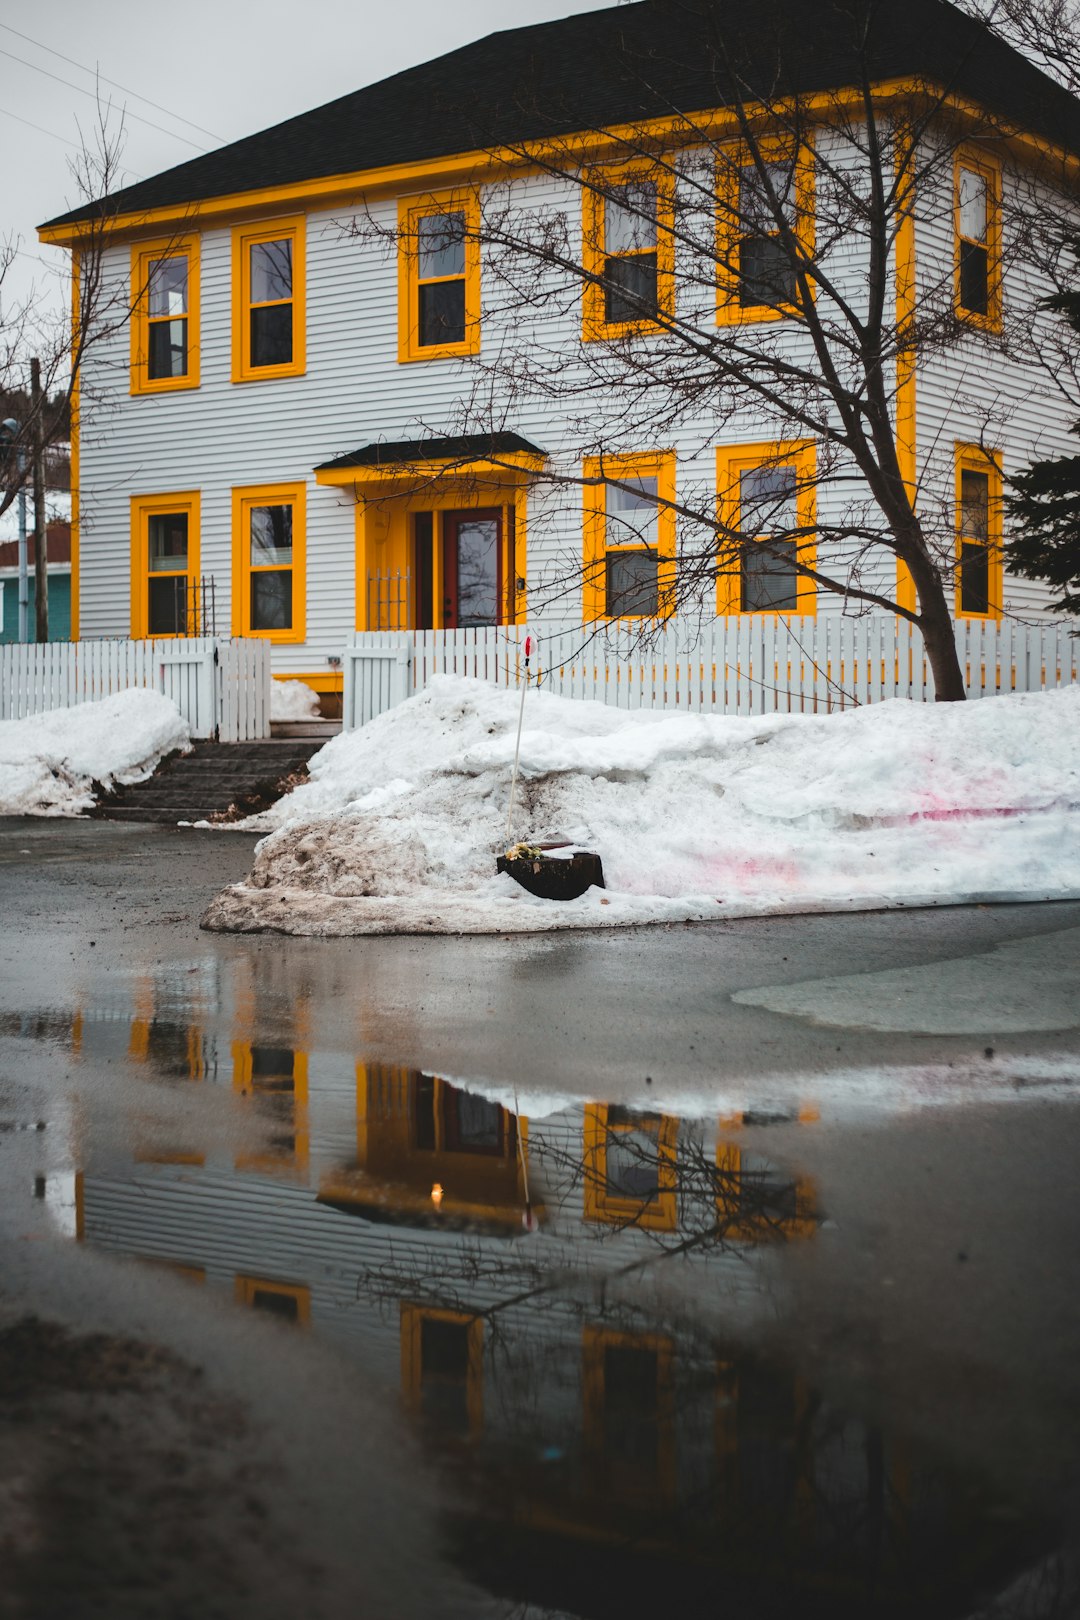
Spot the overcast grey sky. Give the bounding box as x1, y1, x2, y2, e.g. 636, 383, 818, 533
2, 0, 613, 352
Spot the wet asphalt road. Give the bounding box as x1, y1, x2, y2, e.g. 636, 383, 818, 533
2, 817, 1080, 1618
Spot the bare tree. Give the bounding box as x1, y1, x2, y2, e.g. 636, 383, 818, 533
352, 2, 1079, 699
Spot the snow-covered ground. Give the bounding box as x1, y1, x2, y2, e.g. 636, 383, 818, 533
0, 690, 189, 816
202, 675, 1080, 936
270, 679, 321, 722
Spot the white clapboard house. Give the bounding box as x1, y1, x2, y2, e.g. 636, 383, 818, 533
39, 0, 1080, 714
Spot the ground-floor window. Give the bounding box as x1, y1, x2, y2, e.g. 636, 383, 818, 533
400, 1303, 483, 1434
129, 491, 201, 638
955, 443, 1002, 619
716, 440, 816, 616
231, 481, 306, 642
582, 450, 676, 621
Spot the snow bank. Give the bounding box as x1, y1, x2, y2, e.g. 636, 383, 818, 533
271, 679, 320, 722
0, 689, 189, 816
202, 675, 1080, 935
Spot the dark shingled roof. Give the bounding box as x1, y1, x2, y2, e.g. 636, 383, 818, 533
41, 0, 1080, 230
315, 433, 546, 471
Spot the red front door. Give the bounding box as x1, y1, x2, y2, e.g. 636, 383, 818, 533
442, 509, 502, 627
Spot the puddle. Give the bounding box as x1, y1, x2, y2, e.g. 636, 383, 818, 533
4, 958, 1079, 1619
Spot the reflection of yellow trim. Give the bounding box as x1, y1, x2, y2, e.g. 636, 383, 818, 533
140, 1258, 206, 1282
581, 157, 676, 341
231, 216, 306, 382
235, 1274, 311, 1324
74, 1170, 84, 1242
129, 491, 202, 640
233, 1040, 310, 1174
582, 1103, 677, 1231
715, 136, 815, 326
582, 1325, 675, 1504
715, 1132, 817, 1241
895, 135, 917, 613
954, 144, 1002, 333
230, 480, 307, 643
716, 440, 816, 617
582, 450, 676, 623
129, 234, 200, 395
400, 1302, 483, 1433
397, 188, 481, 363
954, 440, 1003, 619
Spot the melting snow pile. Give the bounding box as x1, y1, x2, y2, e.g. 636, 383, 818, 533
270, 679, 321, 722
202, 675, 1080, 936
0, 690, 189, 816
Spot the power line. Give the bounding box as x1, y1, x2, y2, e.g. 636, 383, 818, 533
0, 104, 81, 149
0, 21, 226, 144
0, 47, 213, 151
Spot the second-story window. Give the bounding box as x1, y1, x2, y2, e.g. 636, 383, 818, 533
232, 218, 306, 382
130, 235, 200, 394
398, 191, 481, 362
955, 149, 1001, 326
583, 163, 675, 339
717, 142, 814, 325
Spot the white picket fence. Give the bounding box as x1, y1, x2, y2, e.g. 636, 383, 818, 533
0, 637, 271, 741
343, 617, 1079, 729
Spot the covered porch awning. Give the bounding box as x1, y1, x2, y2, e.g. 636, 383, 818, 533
313, 431, 547, 489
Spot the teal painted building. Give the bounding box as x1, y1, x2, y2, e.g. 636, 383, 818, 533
0, 572, 72, 643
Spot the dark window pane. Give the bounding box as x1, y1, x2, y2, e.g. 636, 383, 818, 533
444, 1085, 503, 1152
250, 302, 293, 367
148, 575, 186, 635
414, 1073, 437, 1150
741, 540, 799, 611
418, 278, 465, 346
251, 1287, 300, 1321
148, 513, 188, 572
603, 251, 658, 324
148, 255, 188, 318
148, 318, 187, 379
603, 1345, 659, 1467
960, 540, 991, 614
959, 241, 989, 315
419, 1317, 471, 1432
251, 570, 292, 631
250, 1046, 295, 1085
606, 549, 658, 616
960, 470, 990, 541
250, 239, 292, 303
417, 212, 466, 279
606, 1129, 661, 1200
740, 234, 796, 306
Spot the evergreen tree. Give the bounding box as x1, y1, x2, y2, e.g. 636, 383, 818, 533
1006, 267, 1080, 614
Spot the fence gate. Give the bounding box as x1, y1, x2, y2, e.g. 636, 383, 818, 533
343, 636, 413, 729
157, 645, 217, 738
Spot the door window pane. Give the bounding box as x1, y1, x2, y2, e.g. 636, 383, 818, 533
418, 279, 466, 346
250, 303, 293, 367
250, 239, 292, 303
606, 550, 658, 616
148, 320, 188, 380
148, 255, 188, 318
250, 505, 293, 566
605, 182, 657, 253
251, 571, 293, 631
455, 518, 499, 626
148, 513, 188, 571
418, 212, 466, 280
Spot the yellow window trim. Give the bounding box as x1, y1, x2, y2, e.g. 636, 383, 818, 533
716, 440, 817, 617
231, 216, 306, 383
954, 440, 1003, 620
235, 1275, 312, 1324
582, 157, 676, 341
400, 1302, 484, 1433
129, 234, 200, 395
129, 490, 201, 640
397, 188, 481, 363
715, 1135, 817, 1242
954, 144, 1002, 332
230, 480, 307, 644
582, 449, 676, 624
582, 1103, 678, 1231
716, 136, 815, 327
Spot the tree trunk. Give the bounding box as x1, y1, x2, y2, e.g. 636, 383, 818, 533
899, 537, 967, 701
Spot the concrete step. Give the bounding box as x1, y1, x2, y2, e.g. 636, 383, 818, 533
95, 735, 320, 823
270, 720, 341, 740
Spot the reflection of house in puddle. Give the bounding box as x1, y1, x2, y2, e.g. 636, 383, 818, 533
67, 999, 1038, 1612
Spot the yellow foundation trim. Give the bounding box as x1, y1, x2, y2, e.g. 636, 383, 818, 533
272, 671, 343, 693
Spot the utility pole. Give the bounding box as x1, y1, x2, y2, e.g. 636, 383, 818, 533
31, 359, 48, 643
17, 445, 28, 643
